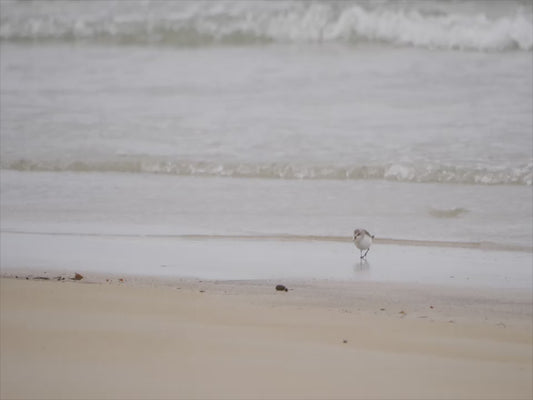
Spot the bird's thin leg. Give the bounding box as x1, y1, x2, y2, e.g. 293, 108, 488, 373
363, 248, 370, 258
360, 250, 364, 259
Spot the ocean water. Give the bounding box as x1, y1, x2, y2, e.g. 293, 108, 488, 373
1, 1, 532, 283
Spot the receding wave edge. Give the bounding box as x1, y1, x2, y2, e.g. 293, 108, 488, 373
2, 230, 531, 253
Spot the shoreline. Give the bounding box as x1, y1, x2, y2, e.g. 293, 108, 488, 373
1, 276, 532, 399
2, 231, 532, 289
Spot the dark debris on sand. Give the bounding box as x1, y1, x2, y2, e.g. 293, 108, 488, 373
72, 273, 84, 281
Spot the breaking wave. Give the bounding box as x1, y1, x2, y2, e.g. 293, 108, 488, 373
4, 158, 532, 186
1, 1, 531, 51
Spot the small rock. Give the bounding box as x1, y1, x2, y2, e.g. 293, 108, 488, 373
343, 340, 348, 344
380, 308, 386, 311
73, 273, 83, 281
199, 290, 205, 293
429, 305, 434, 309
275, 284, 288, 292
118, 278, 124, 283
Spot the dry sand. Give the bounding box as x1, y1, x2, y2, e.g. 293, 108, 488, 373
1, 276, 532, 400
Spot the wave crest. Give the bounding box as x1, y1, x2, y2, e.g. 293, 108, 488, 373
1, 1, 531, 51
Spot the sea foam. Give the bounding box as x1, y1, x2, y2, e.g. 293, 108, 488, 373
3, 158, 532, 186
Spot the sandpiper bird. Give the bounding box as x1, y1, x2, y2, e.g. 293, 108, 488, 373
353, 229, 374, 259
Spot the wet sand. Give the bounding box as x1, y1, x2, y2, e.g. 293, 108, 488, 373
1, 277, 531, 400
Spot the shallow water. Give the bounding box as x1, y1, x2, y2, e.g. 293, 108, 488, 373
1, 171, 532, 247
1, 170, 532, 288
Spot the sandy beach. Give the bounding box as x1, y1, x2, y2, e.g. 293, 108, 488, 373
1, 276, 531, 400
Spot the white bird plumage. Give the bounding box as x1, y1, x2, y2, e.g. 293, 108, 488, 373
353, 229, 374, 259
